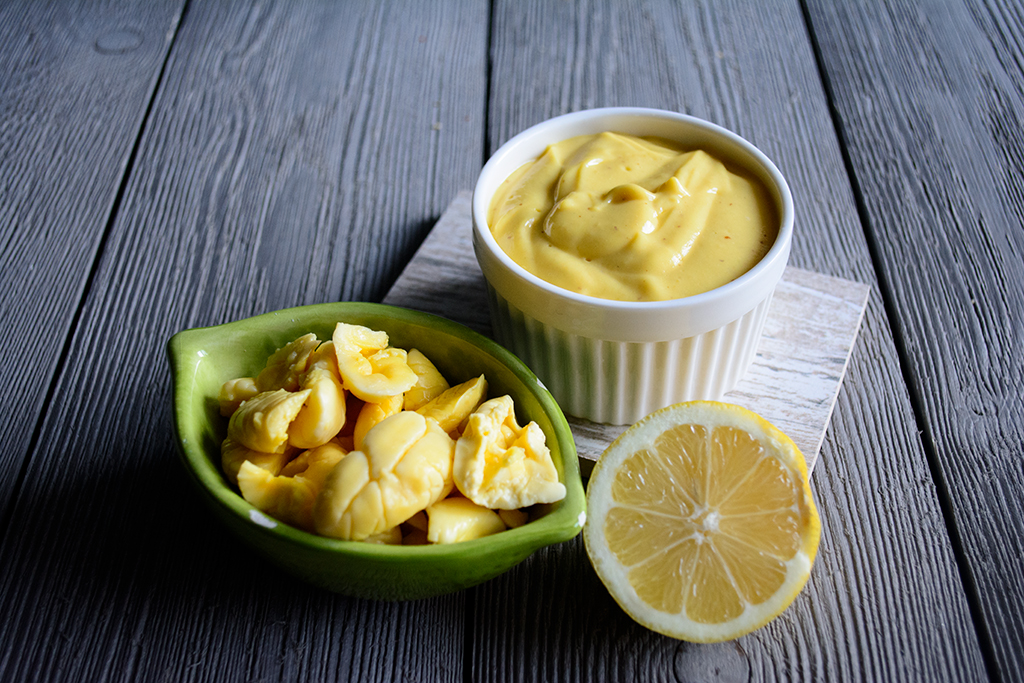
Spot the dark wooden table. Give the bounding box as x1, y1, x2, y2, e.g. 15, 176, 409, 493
1, 1, 1020, 681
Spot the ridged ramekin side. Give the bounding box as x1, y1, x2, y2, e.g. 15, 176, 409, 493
486, 285, 774, 425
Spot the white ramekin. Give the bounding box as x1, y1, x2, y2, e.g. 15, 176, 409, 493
472, 108, 794, 425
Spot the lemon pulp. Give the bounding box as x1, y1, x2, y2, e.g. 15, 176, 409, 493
584, 402, 820, 642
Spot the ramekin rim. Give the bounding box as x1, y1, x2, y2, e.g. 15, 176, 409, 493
472, 107, 794, 312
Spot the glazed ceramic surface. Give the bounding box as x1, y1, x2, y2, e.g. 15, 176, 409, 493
168, 302, 585, 600
473, 108, 794, 424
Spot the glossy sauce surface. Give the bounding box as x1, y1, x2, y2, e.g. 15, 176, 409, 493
488, 132, 778, 301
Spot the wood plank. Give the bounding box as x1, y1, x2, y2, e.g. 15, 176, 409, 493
473, 0, 988, 680
0, 1, 486, 681
0, 0, 183, 516
384, 192, 871, 476
806, 0, 1024, 678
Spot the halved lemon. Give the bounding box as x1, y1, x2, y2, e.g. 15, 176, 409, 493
584, 401, 820, 642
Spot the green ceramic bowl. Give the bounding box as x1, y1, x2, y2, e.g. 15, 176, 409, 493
167, 302, 585, 601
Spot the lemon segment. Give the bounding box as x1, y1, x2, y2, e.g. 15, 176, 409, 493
584, 401, 820, 643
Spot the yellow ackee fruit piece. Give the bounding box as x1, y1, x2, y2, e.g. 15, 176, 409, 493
228, 388, 311, 454
237, 442, 347, 532
498, 508, 529, 529
219, 323, 563, 546
403, 349, 450, 411
584, 401, 820, 643
453, 395, 566, 510
279, 442, 348, 480
255, 333, 320, 392
364, 527, 403, 545
289, 343, 347, 449
218, 377, 258, 416
416, 375, 488, 433
220, 438, 294, 487
426, 497, 506, 544
353, 393, 404, 450
332, 323, 418, 402
313, 411, 455, 541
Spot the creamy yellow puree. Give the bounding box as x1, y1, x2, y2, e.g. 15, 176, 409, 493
487, 132, 778, 301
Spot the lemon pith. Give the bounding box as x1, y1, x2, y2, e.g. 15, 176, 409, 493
584, 401, 820, 643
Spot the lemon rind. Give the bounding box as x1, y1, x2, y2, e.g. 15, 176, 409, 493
584, 400, 821, 643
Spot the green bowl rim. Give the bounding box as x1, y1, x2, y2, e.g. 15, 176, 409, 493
167, 301, 586, 564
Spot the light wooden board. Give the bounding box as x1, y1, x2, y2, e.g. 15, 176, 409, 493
384, 191, 870, 475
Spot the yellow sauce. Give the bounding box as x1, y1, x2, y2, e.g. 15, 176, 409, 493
487, 132, 778, 302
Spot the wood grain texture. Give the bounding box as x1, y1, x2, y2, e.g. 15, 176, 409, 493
383, 192, 492, 334
384, 192, 870, 475
0, 0, 182, 517
0, 1, 485, 681
477, 0, 988, 681
806, 0, 1024, 678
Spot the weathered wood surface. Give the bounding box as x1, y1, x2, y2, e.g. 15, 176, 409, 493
0, 1, 484, 681
0, 0, 183, 517
807, 0, 1024, 679
472, 0, 987, 681
384, 192, 870, 475
0, 0, 1015, 680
